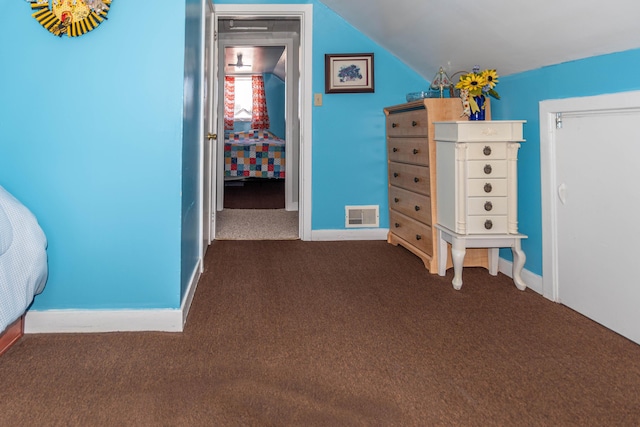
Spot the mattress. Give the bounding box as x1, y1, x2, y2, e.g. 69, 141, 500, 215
224, 130, 285, 179
0, 186, 48, 333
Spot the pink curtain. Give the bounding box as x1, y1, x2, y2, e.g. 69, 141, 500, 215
251, 75, 270, 130
224, 76, 235, 131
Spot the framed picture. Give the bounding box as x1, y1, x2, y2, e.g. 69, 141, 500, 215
325, 53, 375, 94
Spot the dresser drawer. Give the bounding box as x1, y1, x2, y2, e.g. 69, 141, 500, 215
467, 159, 507, 178
388, 162, 430, 195
389, 210, 433, 255
388, 138, 429, 166
467, 178, 507, 197
389, 186, 432, 225
386, 110, 428, 137
467, 196, 508, 216
467, 142, 507, 160
467, 215, 508, 234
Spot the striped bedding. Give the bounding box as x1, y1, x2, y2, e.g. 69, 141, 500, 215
0, 186, 48, 334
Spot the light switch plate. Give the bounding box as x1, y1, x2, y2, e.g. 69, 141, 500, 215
314, 93, 323, 106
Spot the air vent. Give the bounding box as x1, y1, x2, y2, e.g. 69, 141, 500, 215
345, 205, 379, 228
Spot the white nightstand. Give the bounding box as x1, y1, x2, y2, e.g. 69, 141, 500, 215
434, 120, 528, 290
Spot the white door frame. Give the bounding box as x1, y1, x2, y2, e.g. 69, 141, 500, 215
217, 35, 298, 212
539, 90, 640, 301
201, 0, 216, 251
212, 4, 313, 241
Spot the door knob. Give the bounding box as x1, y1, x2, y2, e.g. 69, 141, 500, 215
207, 133, 217, 140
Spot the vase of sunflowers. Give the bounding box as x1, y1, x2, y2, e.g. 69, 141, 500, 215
455, 67, 499, 120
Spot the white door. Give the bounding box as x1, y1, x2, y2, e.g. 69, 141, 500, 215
545, 98, 640, 344
202, 0, 217, 250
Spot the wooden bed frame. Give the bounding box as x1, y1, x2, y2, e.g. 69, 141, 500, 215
0, 315, 24, 356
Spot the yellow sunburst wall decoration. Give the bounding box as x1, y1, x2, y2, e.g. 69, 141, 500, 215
28, 0, 112, 37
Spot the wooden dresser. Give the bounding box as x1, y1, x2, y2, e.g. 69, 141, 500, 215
384, 99, 489, 274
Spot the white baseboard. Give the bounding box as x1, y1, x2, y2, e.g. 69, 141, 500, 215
181, 258, 202, 326
311, 228, 388, 241
24, 308, 184, 333
498, 258, 543, 295
25, 259, 202, 334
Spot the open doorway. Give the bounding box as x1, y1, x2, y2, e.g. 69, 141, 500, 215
205, 4, 313, 242
214, 18, 300, 240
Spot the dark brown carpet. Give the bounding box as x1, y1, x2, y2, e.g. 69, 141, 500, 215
2, 241, 640, 426
224, 178, 284, 209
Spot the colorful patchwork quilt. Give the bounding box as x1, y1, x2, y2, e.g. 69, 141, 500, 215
224, 130, 285, 178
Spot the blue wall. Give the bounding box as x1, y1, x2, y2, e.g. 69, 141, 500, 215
311, 2, 431, 230
492, 48, 640, 275
0, 2, 191, 310
264, 73, 286, 139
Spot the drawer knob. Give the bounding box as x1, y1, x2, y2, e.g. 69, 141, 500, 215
415, 235, 422, 240
484, 164, 492, 174
412, 121, 418, 127
392, 123, 399, 128
414, 177, 420, 183
413, 148, 419, 155
414, 205, 420, 211
483, 146, 492, 156
393, 147, 398, 152
484, 183, 492, 193
394, 172, 399, 178
484, 201, 493, 211
484, 220, 493, 230
394, 197, 399, 203
394, 223, 400, 228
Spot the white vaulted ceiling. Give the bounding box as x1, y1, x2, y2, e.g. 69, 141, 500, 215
319, 0, 640, 79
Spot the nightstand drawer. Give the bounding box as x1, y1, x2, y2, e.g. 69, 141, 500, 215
388, 138, 429, 166
388, 162, 430, 195
467, 142, 507, 160
467, 178, 507, 197
389, 186, 431, 225
467, 197, 508, 216
467, 215, 508, 234
467, 159, 507, 178
389, 210, 433, 255
386, 110, 428, 137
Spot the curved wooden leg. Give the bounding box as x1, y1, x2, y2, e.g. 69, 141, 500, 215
488, 247, 499, 276
512, 240, 527, 290
451, 238, 466, 290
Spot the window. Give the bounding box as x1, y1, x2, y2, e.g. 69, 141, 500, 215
233, 76, 252, 121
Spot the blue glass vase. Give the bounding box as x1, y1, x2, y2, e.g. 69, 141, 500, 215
469, 95, 486, 121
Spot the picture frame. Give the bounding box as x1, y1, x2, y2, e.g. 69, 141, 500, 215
325, 53, 375, 94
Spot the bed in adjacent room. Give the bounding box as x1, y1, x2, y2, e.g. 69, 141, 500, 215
0, 185, 48, 355
224, 130, 285, 179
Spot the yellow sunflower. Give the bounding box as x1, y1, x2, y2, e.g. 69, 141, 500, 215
481, 69, 499, 89
455, 73, 486, 97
